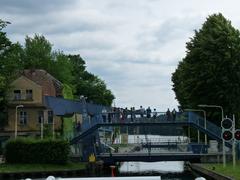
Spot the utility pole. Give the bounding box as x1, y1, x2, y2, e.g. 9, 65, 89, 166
41, 116, 44, 139
232, 115, 236, 168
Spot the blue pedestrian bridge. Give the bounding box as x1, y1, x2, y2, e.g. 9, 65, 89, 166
44, 96, 230, 163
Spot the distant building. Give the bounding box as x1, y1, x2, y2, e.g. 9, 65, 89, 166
4, 69, 63, 139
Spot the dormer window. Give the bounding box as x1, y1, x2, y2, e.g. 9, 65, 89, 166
14, 90, 21, 100
26, 89, 33, 100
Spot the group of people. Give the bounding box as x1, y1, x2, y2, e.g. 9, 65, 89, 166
115, 106, 159, 122
166, 108, 177, 121
101, 106, 178, 123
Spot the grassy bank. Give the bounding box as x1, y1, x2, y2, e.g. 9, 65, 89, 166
204, 161, 240, 179
0, 163, 86, 173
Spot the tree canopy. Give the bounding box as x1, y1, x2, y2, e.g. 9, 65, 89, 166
172, 13, 240, 126
0, 20, 115, 108
0, 20, 23, 127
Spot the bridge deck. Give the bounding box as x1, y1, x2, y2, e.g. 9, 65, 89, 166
98, 152, 226, 163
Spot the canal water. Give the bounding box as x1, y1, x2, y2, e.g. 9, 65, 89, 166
21, 161, 199, 180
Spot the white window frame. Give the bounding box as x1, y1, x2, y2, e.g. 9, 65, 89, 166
19, 111, 27, 125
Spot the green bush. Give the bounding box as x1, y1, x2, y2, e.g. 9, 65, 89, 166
5, 138, 70, 164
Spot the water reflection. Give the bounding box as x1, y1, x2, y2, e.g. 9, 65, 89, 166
119, 161, 184, 173
119, 161, 197, 180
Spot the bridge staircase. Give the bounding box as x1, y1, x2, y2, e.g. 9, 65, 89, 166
70, 112, 231, 162
71, 112, 226, 146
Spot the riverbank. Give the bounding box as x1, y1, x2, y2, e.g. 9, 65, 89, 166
0, 162, 86, 173
203, 162, 240, 180
0, 163, 87, 179
190, 163, 234, 180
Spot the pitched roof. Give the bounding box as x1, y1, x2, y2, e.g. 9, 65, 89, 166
22, 69, 62, 96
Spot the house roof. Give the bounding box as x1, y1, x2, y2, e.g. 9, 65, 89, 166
22, 69, 62, 96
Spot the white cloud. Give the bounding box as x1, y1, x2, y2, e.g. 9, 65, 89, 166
2, 0, 240, 110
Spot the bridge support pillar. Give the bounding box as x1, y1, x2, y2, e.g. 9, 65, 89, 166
198, 130, 200, 143
188, 126, 191, 142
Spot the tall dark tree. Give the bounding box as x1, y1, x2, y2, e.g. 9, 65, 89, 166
51, 52, 73, 84
23, 34, 53, 70
172, 13, 240, 126
68, 55, 115, 106
22, 35, 115, 106
0, 20, 24, 127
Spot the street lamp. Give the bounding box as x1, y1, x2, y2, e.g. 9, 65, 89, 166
15, 105, 24, 139
198, 104, 225, 167
198, 105, 224, 123
185, 109, 207, 145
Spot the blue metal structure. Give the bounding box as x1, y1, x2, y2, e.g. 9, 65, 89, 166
44, 96, 230, 162
70, 112, 231, 162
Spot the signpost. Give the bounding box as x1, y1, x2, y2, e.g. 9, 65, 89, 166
221, 115, 238, 168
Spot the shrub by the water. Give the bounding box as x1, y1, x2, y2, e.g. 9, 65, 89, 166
5, 138, 70, 164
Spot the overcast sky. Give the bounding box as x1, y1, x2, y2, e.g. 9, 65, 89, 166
1, 0, 240, 111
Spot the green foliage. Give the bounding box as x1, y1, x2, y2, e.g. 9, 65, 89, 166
43, 124, 54, 139
0, 19, 115, 110
51, 52, 74, 84
23, 34, 53, 70
62, 84, 74, 139
172, 13, 240, 126
22, 35, 115, 106
5, 138, 70, 164
69, 54, 115, 106
0, 19, 23, 128
204, 162, 240, 179
0, 163, 86, 173
63, 84, 74, 100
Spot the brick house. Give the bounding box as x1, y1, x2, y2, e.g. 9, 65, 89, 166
4, 69, 63, 139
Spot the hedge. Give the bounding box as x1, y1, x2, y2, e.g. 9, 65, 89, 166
5, 138, 70, 164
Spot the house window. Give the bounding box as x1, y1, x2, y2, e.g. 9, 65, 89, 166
38, 111, 44, 124
14, 90, 21, 100
48, 111, 53, 124
26, 89, 33, 100
19, 111, 27, 125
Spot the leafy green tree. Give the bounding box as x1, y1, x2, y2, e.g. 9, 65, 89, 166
69, 55, 115, 106
23, 34, 53, 70
172, 13, 240, 126
0, 20, 24, 127
51, 52, 73, 84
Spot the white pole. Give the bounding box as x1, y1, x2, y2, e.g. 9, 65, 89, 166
15, 106, 18, 139
15, 105, 23, 139
198, 130, 200, 143
204, 110, 207, 145
52, 118, 55, 139
198, 118, 200, 143
41, 117, 43, 139
222, 114, 226, 168
188, 126, 191, 143
233, 114, 236, 168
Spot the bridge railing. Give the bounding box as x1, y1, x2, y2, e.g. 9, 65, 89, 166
188, 112, 222, 138
74, 111, 223, 143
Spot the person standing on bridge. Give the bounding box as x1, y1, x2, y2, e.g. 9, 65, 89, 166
130, 107, 136, 122
172, 108, 176, 121
166, 108, 171, 121
146, 107, 151, 118
153, 108, 157, 119
140, 105, 145, 118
